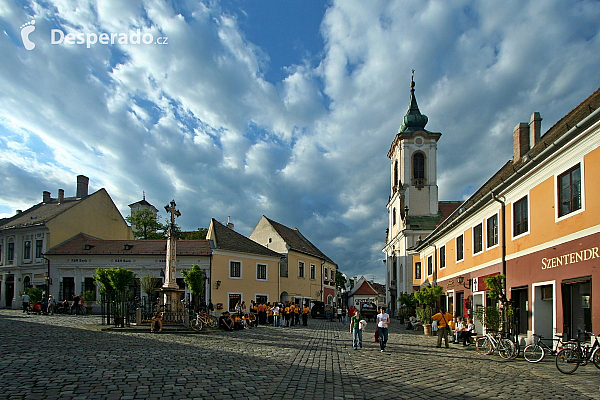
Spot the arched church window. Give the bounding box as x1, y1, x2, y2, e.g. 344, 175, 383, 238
413, 153, 425, 179
394, 160, 399, 187
392, 208, 397, 225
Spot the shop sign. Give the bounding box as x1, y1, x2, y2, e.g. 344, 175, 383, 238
541, 246, 599, 270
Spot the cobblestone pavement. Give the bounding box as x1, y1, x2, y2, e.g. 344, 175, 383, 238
0, 310, 598, 400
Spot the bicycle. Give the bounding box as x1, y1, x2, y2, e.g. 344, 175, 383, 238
475, 330, 517, 359
555, 332, 600, 374
191, 311, 218, 331
523, 334, 572, 363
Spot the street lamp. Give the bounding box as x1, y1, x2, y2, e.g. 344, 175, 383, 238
456, 276, 472, 289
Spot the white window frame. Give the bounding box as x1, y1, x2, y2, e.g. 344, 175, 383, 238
229, 260, 242, 279
512, 194, 530, 240
456, 234, 464, 263
472, 222, 483, 255
427, 255, 433, 277
256, 263, 267, 281
486, 213, 499, 250
555, 161, 585, 222
310, 263, 316, 280
439, 245, 446, 269
298, 261, 305, 278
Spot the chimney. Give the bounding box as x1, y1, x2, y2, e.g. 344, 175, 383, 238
58, 189, 64, 203
529, 112, 542, 148
76, 175, 89, 198
43, 191, 51, 203
513, 122, 530, 162
16, 210, 22, 214
226, 216, 234, 230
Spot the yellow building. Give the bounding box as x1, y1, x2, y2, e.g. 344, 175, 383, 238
207, 218, 282, 313
0, 175, 133, 308
249, 216, 338, 306
412, 87, 600, 341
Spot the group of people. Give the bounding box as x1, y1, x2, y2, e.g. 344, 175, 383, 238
21, 293, 82, 315
218, 301, 312, 330
431, 308, 476, 348
349, 307, 391, 352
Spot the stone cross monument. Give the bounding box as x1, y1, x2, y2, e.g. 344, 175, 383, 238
163, 200, 181, 290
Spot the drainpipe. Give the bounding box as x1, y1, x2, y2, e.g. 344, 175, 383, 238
42, 255, 51, 294
321, 261, 325, 302
491, 192, 507, 294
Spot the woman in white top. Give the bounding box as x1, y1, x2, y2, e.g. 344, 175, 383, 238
376, 307, 390, 352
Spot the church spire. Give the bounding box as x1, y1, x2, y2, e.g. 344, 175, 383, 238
398, 70, 428, 133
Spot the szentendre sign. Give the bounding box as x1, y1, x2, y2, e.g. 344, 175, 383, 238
541, 246, 599, 270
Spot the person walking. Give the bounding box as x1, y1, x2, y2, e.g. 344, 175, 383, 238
350, 310, 363, 350
302, 303, 310, 326
432, 307, 453, 348
376, 307, 390, 352
21, 293, 30, 313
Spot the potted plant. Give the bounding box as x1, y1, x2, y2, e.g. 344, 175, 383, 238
414, 284, 444, 335
82, 290, 96, 314
398, 292, 416, 323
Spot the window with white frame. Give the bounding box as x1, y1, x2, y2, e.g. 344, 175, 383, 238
558, 164, 581, 217
513, 196, 528, 236
487, 214, 498, 248
35, 239, 43, 259
298, 261, 305, 278
473, 223, 483, 254
415, 262, 422, 280
23, 240, 31, 260
256, 263, 267, 280
229, 261, 241, 278
7, 241, 14, 261
439, 246, 446, 269
310, 264, 316, 280
427, 255, 433, 276
456, 234, 464, 261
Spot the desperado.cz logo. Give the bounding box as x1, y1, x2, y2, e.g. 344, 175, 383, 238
20, 20, 168, 50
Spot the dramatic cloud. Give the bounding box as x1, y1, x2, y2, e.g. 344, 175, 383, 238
1, 0, 599, 282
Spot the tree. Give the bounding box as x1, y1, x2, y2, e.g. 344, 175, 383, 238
179, 228, 208, 240
414, 285, 444, 323
93, 267, 114, 295
126, 209, 167, 239
181, 264, 205, 311
335, 271, 347, 292
140, 274, 162, 301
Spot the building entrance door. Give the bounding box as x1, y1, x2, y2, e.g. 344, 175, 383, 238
562, 278, 592, 340
5, 276, 14, 308
511, 287, 528, 335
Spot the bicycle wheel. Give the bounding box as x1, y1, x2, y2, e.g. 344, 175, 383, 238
498, 339, 516, 359
476, 337, 493, 355
593, 348, 600, 369
191, 318, 203, 331
555, 348, 580, 374
523, 344, 545, 363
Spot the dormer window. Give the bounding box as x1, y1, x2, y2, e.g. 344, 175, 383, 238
124, 244, 134, 250
84, 244, 94, 250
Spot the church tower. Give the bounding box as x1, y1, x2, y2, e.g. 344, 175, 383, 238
383, 72, 442, 314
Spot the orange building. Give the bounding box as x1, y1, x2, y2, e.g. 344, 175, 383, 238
412, 87, 600, 342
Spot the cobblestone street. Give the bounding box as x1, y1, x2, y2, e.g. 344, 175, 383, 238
0, 310, 598, 400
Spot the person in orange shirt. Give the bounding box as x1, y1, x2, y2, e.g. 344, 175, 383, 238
267, 303, 274, 326
432, 307, 454, 348
284, 304, 291, 327
302, 304, 310, 326
294, 303, 300, 325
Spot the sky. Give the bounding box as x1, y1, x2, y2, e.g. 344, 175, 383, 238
1, 0, 600, 283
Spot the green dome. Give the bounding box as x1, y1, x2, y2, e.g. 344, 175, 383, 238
398, 78, 428, 133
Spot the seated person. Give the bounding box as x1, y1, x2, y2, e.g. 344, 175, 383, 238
409, 316, 423, 330
232, 314, 245, 330
463, 318, 476, 346
219, 312, 234, 331
454, 317, 466, 343
151, 312, 163, 333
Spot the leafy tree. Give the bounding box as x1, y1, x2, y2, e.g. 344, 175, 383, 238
107, 267, 136, 302
126, 209, 167, 239
335, 271, 347, 291
181, 264, 205, 311
93, 268, 114, 295
414, 285, 444, 323
23, 287, 43, 304
140, 274, 162, 300
179, 228, 208, 240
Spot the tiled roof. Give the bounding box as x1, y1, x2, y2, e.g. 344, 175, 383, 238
46, 233, 211, 256
352, 280, 379, 296
0, 191, 96, 230
264, 216, 335, 264
211, 219, 281, 258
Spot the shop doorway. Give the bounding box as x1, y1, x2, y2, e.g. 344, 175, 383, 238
532, 281, 555, 340
5, 276, 14, 308
446, 291, 454, 316
456, 291, 465, 318
511, 287, 528, 335
472, 292, 485, 334
562, 278, 592, 341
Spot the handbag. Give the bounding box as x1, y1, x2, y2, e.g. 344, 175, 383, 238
441, 313, 452, 334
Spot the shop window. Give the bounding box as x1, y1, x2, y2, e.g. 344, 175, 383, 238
487, 214, 498, 248
558, 164, 581, 217
513, 196, 528, 236
473, 223, 483, 254
228, 293, 241, 312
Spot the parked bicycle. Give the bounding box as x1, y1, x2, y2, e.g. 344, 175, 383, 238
555, 332, 600, 374
475, 330, 517, 359
523, 333, 573, 363
191, 311, 218, 331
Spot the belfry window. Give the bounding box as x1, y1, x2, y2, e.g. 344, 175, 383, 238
413, 153, 425, 179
